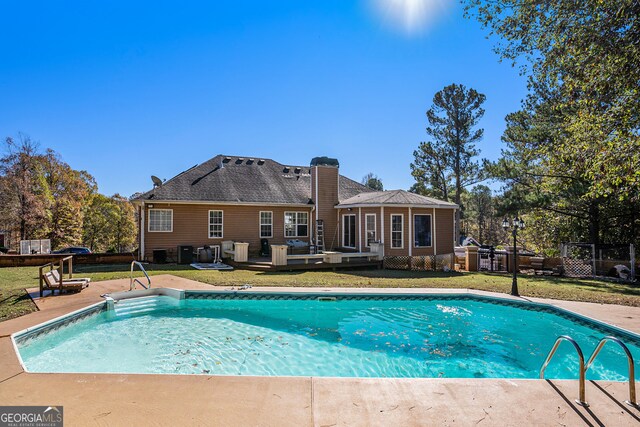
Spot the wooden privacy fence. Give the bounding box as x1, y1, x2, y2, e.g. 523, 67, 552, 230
383, 254, 454, 271
0, 252, 136, 268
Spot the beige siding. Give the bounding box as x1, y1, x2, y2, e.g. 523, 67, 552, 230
143, 203, 312, 260
436, 208, 455, 255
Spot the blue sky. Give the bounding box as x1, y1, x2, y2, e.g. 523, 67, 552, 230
0, 1, 527, 197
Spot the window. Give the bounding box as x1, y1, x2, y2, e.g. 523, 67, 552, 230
342, 214, 356, 248
414, 214, 432, 247
284, 212, 308, 237
391, 214, 403, 248
209, 210, 223, 238
260, 211, 273, 238
365, 214, 376, 247
148, 209, 172, 232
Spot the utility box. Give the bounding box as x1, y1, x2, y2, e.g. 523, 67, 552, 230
177, 245, 193, 264
153, 249, 167, 264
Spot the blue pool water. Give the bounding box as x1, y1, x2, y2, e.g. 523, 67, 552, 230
15, 294, 640, 379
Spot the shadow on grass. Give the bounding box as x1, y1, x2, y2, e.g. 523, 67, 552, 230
0, 289, 38, 321
0, 289, 32, 304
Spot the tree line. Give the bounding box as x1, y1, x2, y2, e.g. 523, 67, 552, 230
0, 135, 137, 253
409, 1, 640, 255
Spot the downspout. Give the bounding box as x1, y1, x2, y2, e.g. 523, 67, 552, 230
335, 208, 339, 250
310, 205, 316, 245
140, 201, 145, 261
453, 209, 456, 246
408, 207, 412, 257
433, 207, 437, 256
314, 165, 320, 248
358, 207, 362, 252
381, 206, 385, 257
315, 166, 319, 224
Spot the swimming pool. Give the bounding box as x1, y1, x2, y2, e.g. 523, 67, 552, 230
13, 291, 640, 380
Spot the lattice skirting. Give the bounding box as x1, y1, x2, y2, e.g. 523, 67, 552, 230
563, 258, 593, 277
384, 254, 453, 271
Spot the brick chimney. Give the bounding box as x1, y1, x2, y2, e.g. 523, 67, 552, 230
310, 157, 339, 250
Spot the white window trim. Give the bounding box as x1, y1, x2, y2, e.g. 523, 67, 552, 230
208, 210, 224, 239
148, 208, 173, 233
413, 213, 433, 248
342, 214, 356, 249
365, 214, 376, 248
390, 214, 404, 249
259, 211, 273, 238
284, 211, 309, 238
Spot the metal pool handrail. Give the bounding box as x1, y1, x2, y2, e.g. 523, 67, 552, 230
540, 335, 588, 406
130, 261, 151, 290
585, 336, 637, 407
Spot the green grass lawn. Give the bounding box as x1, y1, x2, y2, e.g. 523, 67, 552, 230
1, 264, 639, 322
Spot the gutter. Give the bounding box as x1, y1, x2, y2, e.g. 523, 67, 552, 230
131, 200, 312, 208
140, 201, 145, 261
335, 203, 459, 209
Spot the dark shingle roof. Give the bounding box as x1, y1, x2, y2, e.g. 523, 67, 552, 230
337, 189, 458, 208
135, 155, 372, 204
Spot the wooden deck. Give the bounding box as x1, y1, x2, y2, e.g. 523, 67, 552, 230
227, 257, 382, 272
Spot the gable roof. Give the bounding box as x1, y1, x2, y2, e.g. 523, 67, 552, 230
134, 155, 372, 205
336, 189, 458, 209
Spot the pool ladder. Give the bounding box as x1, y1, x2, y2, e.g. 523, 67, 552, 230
130, 261, 151, 290
540, 335, 637, 407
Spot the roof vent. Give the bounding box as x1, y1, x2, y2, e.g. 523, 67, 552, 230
283, 167, 290, 173
294, 167, 301, 174
223, 157, 231, 163
247, 158, 255, 165
258, 159, 265, 165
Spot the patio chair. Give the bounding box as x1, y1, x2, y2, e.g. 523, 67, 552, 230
42, 270, 88, 296
50, 268, 91, 286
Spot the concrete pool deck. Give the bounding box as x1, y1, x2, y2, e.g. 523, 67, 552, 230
1, 274, 639, 426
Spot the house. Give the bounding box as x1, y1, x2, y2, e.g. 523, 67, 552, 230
132, 155, 458, 262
